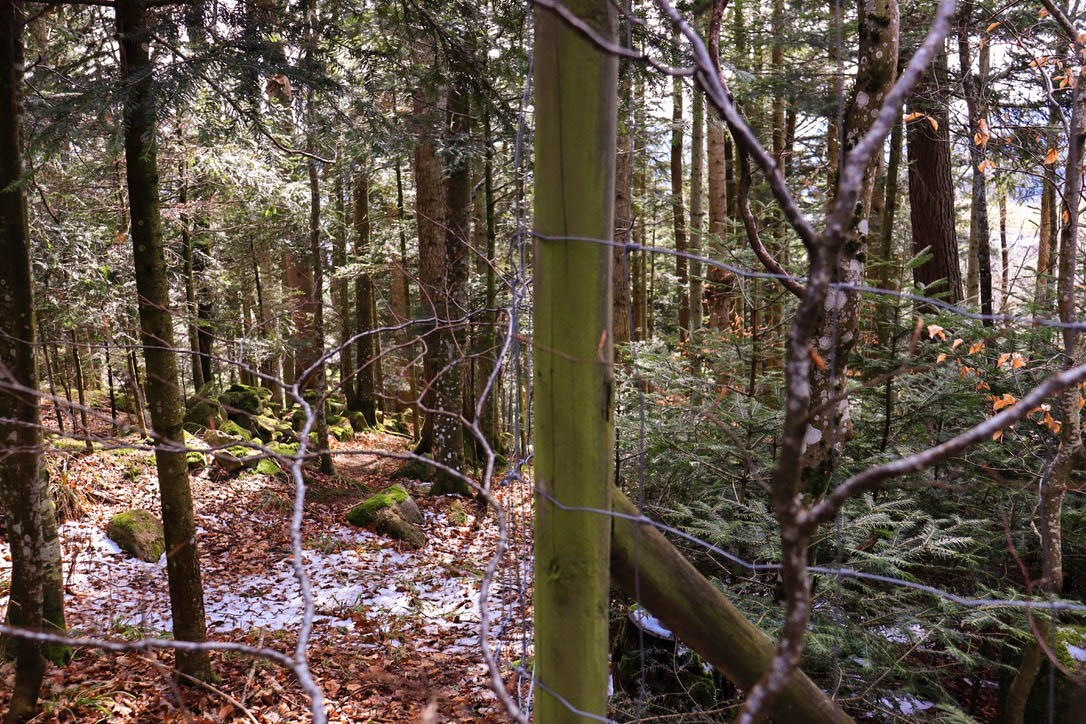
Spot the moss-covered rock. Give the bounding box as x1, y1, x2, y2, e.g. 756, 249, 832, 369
344, 410, 370, 433
186, 451, 207, 470
221, 419, 252, 441
106, 510, 165, 563
271, 441, 300, 456
248, 414, 285, 443
182, 422, 206, 436
328, 418, 354, 442
220, 383, 272, 416
378, 412, 411, 438
255, 458, 282, 476
346, 484, 410, 527
184, 396, 224, 429
203, 429, 245, 448
374, 507, 426, 549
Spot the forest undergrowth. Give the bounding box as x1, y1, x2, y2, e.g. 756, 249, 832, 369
0, 400, 524, 723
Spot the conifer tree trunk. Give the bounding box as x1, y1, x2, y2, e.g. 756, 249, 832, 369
999, 191, 1009, 312
875, 116, 904, 346
704, 0, 734, 329
179, 156, 204, 390
305, 119, 331, 473
333, 167, 352, 403
115, 0, 212, 680
532, 0, 616, 717
429, 64, 471, 496
69, 331, 93, 452
352, 170, 376, 424
958, 2, 992, 324
670, 27, 689, 339
907, 48, 962, 305
0, 4, 62, 717
413, 66, 444, 455
689, 73, 704, 334
613, 93, 632, 345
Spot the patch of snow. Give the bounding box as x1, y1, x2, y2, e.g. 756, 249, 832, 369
629, 607, 672, 640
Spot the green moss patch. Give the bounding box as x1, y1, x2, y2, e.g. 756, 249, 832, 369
346, 484, 410, 527
106, 510, 165, 562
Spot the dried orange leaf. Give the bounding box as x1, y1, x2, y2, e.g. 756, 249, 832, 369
928, 116, 939, 132
937, 353, 948, 363
904, 111, 924, 122
997, 352, 1011, 367
927, 324, 945, 340
1045, 147, 1060, 164
968, 341, 985, 354
986, 20, 1001, 32
992, 428, 1004, 441
1011, 353, 1027, 369
809, 346, 827, 370
993, 393, 1017, 411
951, 338, 964, 350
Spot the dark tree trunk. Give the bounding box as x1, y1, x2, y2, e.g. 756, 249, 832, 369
704, 0, 734, 329
907, 48, 962, 305
0, 4, 61, 717
689, 68, 704, 335
193, 231, 214, 387
69, 331, 93, 452
115, 0, 212, 680
670, 27, 689, 339
180, 156, 203, 390
413, 69, 444, 456
305, 86, 331, 472
333, 166, 352, 404
351, 170, 376, 424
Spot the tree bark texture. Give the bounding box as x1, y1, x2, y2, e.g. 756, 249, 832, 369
532, 0, 616, 717
115, 0, 212, 680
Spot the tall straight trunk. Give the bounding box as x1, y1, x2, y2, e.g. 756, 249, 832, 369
614, 104, 632, 344
125, 346, 148, 436
689, 75, 704, 334
179, 156, 203, 390
876, 117, 904, 346
670, 26, 689, 339
394, 156, 421, 437
305, 90, 331, 473
413, 61, 444, 455
907, 48, 962, 306
704, 0, 734, 330
0, 5, 66, 717
1000, 191, 1009, 312
193, 231, 213, 386
472, 103, 500, 453
804, 0, 898, 480
351, 171, 376, 423
429, 64, 471, 496
115, 0, 212, 680
40, 326, 63, 432
533, 0, 616, 717
69, 331, 93, 452
333, 166, 352, 403
1035, 108, 1059, 311
958, 2, 992, 324
633, 73, 648, 339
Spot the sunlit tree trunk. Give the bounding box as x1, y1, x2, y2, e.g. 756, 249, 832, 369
115, 0, 212, 680
670, 25, 688, 340
429, 60, 471, 496
532, 0, 616, 717
689, 72, 704, 334
803, 0, 899, 482
704, 0, 734, 330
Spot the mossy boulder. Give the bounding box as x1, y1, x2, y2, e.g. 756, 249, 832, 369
378, 412, 411, 438
328, 418, 354, 442
221, 419, 252, 441
255, 458, 283, 476
186, 451, 207, 470
184, 396, 224, 429
220, 383, 272, 416
106, 510, 165, 563
344, 410, 370, 433
203, 429, 245, 448
345, 484, 412, 527
271, 442, 300, 456
212, 445, 261, 475
248, 414, 286, 443
374, 506, 426, 549
114, 392, 137, 414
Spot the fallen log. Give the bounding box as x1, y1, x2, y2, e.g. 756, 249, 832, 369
610, 486, 853, 724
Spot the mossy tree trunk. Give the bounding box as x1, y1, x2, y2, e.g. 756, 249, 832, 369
532, 0, 616, 718
115, 0, 213, 680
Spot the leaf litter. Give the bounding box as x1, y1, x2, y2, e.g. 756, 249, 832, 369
1, 428, 533, 721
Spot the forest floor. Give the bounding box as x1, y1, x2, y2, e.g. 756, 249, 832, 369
1, 406, 532, 723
